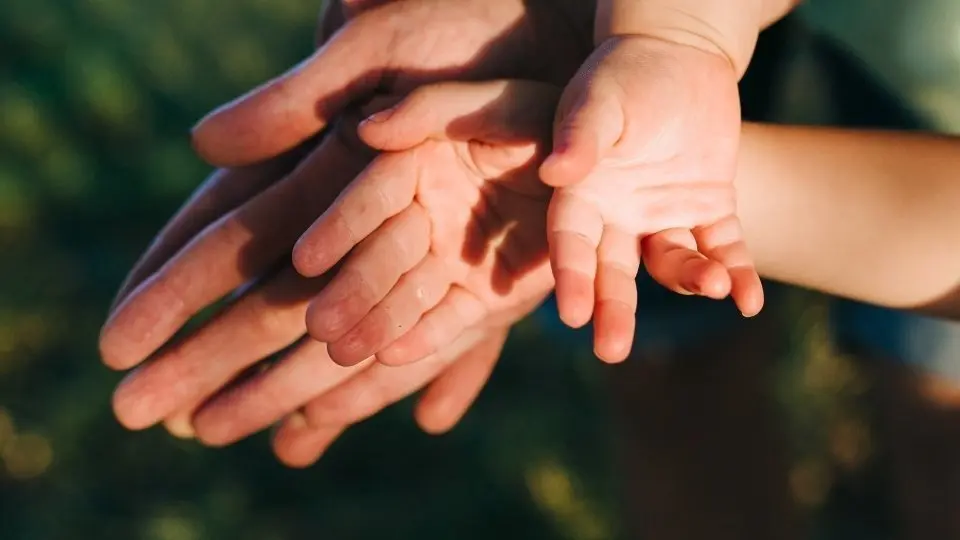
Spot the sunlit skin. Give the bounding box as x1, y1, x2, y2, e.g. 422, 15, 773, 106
291, 81, 559, 367
537, 0, 806, 348
100, 0, 797, 464
293, 80, 750, 365
100, 0, 594, 465
541, 35, 764, 343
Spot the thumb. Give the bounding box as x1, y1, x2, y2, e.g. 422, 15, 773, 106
192, 22, 386, 167
539, 85, 623, 187
358, 80, 560, 151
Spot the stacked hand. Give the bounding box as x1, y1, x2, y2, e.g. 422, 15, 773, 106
99, 0, 593, 467
100, 0, 776, 468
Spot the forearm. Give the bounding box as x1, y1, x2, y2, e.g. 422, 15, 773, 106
737, 123, 960, 317
595, 0, 802, 77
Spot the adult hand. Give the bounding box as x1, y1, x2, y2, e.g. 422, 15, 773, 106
100, 0, 593, 459
189, 0, 591, 168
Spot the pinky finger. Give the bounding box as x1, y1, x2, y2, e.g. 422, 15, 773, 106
271, 414, 345, 468
693, 217, 764, 317
642, 229, 731, 300
414, 327, 507, 434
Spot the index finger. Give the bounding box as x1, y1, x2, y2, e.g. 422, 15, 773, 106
292, 151, 419, 277
192, 18, 388, 167
110, 146, 311, 313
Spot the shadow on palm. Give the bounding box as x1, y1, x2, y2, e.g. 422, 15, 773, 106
102, 4, 582, 439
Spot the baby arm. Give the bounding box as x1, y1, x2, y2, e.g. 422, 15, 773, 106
736, 123, 960, 317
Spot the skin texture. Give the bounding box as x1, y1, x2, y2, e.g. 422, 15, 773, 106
541, 35, 764, 359
100, 0, 594, 465
537, 0, 804, 357
291, 81, 559, 367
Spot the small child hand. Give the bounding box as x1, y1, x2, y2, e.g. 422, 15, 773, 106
291, 80, 560, 367
540, 35, 763, 361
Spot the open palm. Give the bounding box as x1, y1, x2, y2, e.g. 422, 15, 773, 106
540, 35, 764, 360
292, 81, 560, 367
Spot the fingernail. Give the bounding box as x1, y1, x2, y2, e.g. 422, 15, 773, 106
361, 107, 396, 125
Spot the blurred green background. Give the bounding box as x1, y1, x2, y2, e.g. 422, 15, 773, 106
2, 0, 960, 538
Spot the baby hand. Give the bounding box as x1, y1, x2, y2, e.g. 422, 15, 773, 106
291, 80, 560, 367
540, 35, 763, 361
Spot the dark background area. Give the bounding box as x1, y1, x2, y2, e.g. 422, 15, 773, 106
2, 0, 959, 538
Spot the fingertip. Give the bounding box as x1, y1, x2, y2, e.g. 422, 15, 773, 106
98, 311, 143, 371
191, 414, 235, 448
730, 268, 764, 318
192, 402, 251, 448
190, 108, 259, 168
189, 118, 221, 165
592, 300, 634, 364
698, 268, 732, 300
558, 308, 592, 330
356, 107, 396, 142
594, 340, 631, 364
194, 428, 233, 448
111, 382, 156, 432
97, 330, 127, 371
290, 237, 326, 278
325, 336, 370, 367
539, 153, 588, 188
554, 270, 595, 329
271, 415, 332, 469
414, 404, 457, 436
304, 300, 349, 344
738, 288, 765, 318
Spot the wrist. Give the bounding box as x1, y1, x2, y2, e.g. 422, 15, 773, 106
595, 0, 763, 78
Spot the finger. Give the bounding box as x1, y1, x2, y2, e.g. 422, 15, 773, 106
376, 286, 487, 366
301, 349, 450, 429
539, 76, 624, 188
161, 358, 271, 439
304, 203, 431, 349
327, 254, 450, 367
111, 268, 326, 431
642, 228, 731, 299
358, 80, 560, 151
592, 227, 640, 363
273, 327, 493, 466
547, 190, 603, 329
414, 326, 507, 434
110, 151, 306, 313
693, 216, 764, 317
192, 339, 370, 446
271, 414, 345, 469
192, 20, 387, 167
292, 152, 418, 277
100, 135, 364, 370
